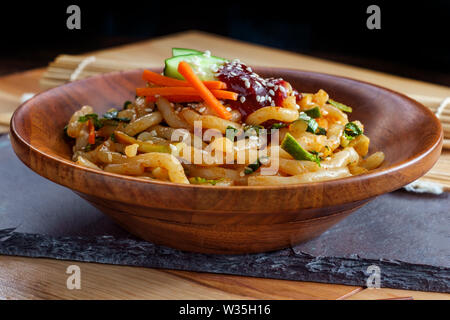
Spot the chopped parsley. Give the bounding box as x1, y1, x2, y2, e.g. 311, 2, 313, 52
78, 113, 103, 129
244, 158, 264, 175
78, 111, 130, 131
270, 122, 288, 129
316, 127, 327, 135
343, 122, 363, 140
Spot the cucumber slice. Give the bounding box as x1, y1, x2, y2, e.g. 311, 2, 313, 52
281, 133, 321, 165
298, 112, 319, 134
164, 54, 227, 81
172, 48, 203, 56
304, 106, 321, 118
289, 119, 308, 136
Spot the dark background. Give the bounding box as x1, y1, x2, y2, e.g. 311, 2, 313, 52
1, 1, 449, 85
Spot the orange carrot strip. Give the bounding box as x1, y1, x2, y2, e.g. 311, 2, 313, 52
136, 87, 238, 101
88, 120, 95, 145
177, 61, 232, 120
142, 70, 226, 90
211, 90, 237, 101
146, 94, 238, 103
146, 95, 202, 103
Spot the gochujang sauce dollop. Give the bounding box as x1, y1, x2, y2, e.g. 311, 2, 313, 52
216, 60, 302, 119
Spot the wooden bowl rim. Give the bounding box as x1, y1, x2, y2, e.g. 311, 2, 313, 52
10, 67, 443, 194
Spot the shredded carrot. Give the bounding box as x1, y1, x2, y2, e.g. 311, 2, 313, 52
146, 95, 203, 103
88, 120, 96, 145
143, 70, 226, 90
136, 87, 238, 101
177, 61, 232, 120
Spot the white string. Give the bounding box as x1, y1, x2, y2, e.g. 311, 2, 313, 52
404, 96, 450, 193
70, 56, 96, 81
20, 93, 35, 103
404, 180, 443, 195
435, 96, 450, 119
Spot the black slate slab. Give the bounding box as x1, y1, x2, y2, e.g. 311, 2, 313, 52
1, 135, 449, 292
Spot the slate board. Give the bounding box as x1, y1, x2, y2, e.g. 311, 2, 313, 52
1, 135, 449, 293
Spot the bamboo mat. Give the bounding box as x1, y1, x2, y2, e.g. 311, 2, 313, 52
1, 31, 450, 190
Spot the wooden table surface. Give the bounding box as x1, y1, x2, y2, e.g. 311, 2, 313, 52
0, 31, 449, 300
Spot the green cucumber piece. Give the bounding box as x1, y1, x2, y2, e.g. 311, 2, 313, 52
304, 106, 321, 118
164, 54, 227, 81
298, 112, 319, 134
328, 99, 352, 113
288, 119, 308, 136
172, 48, 203, 56
281, 133, 321, 165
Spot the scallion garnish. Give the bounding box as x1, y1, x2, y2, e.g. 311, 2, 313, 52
328, 99, 352, 113
343, 122, 363, 140
281, 133, 321, 165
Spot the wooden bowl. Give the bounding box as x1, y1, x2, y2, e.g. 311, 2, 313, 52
10, 68, 443, 254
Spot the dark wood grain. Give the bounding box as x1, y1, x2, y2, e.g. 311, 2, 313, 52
9, 68, 443, 254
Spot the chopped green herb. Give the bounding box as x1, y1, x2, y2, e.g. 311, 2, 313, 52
103, 110, 131, 123
304, 106, 321, 118
110, 133, 117, 142
78, 113, 103, 129
343, 122, 363, 140
328, 99, 352, 113
189, 177, 223, 185
244, 158, 263, 175
123, 101, 132, 110
270, 122, 288, 129
78, 114, 96, 122
316, 127, 327, 135
281, 133, 321, 165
